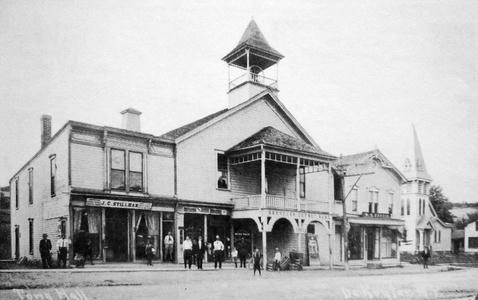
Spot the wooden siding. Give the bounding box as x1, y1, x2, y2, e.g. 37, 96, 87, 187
71, 143, 104, 190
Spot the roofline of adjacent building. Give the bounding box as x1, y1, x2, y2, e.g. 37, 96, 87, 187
9, 120, 175, 184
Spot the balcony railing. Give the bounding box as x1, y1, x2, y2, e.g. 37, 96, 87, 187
229, 72, 278, 90
232, 194, 330, 213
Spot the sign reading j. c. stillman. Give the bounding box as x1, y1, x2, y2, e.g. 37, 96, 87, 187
86, 198, 152, 210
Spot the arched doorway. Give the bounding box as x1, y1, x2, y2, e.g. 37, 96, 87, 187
267, 218, 296, 263
303, 220, 331, 266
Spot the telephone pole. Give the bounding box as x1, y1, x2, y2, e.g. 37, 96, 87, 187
335, 164, 373, 271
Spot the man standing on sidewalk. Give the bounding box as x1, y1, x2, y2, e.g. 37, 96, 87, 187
39, 233, 52, 268
164, 232, 174, 262
183, 236, 193, 269
213, 235, 224, 269
56, 234, 71, 268
193, 236, 206, 270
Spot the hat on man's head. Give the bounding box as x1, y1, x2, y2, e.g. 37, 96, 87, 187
42, 233, 48, 238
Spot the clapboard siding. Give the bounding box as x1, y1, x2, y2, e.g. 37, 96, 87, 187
148, 155, 175, 196
71, 143, 104, 190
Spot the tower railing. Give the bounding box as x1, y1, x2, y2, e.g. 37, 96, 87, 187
229, 72, 278, 91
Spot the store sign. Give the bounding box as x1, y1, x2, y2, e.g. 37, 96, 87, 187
183, 206, 229, 215
266, 209, 329, 221
86, 198, 152, 210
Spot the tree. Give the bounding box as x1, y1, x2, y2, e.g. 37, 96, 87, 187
429, 185, 454, 223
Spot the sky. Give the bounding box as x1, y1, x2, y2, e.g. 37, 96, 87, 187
0, 0, 477, 203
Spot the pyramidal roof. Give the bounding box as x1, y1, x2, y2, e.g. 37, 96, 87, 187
223, 19, 284, 61
402, 125, 432, 181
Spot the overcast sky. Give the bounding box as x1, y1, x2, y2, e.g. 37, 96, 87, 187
1, 0, 477, 203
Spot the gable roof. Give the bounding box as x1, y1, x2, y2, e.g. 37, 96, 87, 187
158, 89, 324, 152
228, 126, 333, 158
334, 149, 408, 182
159, 109, 229, 140
222, 20, 284, 63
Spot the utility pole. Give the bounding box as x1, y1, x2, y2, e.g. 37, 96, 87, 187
336, 164, 373, 271
335, 167, 349, 271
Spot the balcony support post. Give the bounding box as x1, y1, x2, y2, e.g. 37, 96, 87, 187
296, 157, 300, 211
260, 148, 266, 209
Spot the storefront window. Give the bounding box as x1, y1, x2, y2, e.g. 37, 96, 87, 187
381, 228, 397, 258
348, 226, 363, 260
73, 208, 101, 259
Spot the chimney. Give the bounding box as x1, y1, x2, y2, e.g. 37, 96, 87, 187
121, 108, 141, 132
41, 114, 52, 148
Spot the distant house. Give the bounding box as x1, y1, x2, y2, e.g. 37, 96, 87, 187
0, 186, 10, 259
464, 221, 478, 253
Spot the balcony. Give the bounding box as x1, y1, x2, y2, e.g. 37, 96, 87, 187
232, 194, 330, 213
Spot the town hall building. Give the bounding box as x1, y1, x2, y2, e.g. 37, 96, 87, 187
9, 20, 449, 268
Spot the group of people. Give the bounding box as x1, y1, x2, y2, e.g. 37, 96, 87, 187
39, 233, 72, 269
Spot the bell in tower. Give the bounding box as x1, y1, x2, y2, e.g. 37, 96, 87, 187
222, 20, 284, 108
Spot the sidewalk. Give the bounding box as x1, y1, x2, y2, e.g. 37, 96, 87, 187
0, 261, 461, 274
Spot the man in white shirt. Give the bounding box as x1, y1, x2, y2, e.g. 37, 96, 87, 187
213, 235, 224, 269
56, 234, 71, 268
183, 236, 193, 269
274, 248, 282, 271
164, 232, 174, 262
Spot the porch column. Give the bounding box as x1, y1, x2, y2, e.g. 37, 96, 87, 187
132, 210, 136, 262
262, 228, 267, 269
261, 149, 266, 209
296, 157, 300, 211
230, 223, 235, 254
419, 230, 424, 251
101, 208, 106, 263
297, 231, 302, 253
204, 214, 208, 263
246, 49, 250, 78
328, 219, 334, 270
159, 212, 163, 260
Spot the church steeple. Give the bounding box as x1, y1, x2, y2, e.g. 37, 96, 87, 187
402, 125, 432, 181
223, 20, 284, 108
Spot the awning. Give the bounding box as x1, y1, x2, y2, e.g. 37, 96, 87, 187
348, 217, 405, 227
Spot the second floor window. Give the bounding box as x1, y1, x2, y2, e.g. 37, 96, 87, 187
369, 190, 378, 213
217, 153, 229, 189
28, 168, 33, 204
129, 152, 143, 192
299, 167, 306, 198
15, 178, 19, 209
351, 188, 358, 212
50, 155, 56, 197
401, 199, 404, 216
388, 193, 394, 215
406, 198, 411, 215
111, 149, 126, 190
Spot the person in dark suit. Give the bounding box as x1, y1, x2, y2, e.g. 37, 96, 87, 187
252, 247, 262, 276
39, 233, 52, 268
422, 245, 431, 269
238, 238, 248, 268
193, 236, 206, 270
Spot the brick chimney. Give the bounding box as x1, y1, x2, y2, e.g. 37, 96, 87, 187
121, 108, 141, 132
41, 114, 52, 148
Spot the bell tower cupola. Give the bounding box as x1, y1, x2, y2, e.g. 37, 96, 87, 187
223, 20, 284, 108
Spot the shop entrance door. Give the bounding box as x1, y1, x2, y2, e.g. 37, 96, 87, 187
366, 227, 375, 260
105, 209, 128, 262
